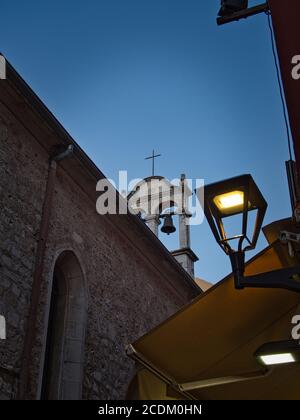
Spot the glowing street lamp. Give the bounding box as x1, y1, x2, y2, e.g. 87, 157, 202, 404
202, 174, 267, 255
199, 174, 300, 292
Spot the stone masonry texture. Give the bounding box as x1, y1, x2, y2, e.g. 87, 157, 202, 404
0, 64, 200, 400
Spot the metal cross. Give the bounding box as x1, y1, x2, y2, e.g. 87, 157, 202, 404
145, 150, 161, 177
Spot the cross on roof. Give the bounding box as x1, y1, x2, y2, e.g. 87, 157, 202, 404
145, 150, 161, 177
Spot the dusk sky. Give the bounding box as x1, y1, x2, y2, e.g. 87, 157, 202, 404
0, 0, 293, 283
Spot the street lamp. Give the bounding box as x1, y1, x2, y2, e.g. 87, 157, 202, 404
255, 340, 300, 366
218, 0, 248, 17
203, 174, 267, 253
217, 1, 269, 26
199, 174, 300, 292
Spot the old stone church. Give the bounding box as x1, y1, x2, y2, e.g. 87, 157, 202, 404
0, 55, 204, 400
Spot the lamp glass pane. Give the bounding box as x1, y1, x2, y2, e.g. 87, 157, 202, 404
259, 353, 296, 366
213, 191, 245, 215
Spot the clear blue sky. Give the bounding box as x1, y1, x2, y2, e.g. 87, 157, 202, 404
0, 0, 293, 283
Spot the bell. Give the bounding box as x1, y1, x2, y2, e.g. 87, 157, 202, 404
161, 215, 176, 235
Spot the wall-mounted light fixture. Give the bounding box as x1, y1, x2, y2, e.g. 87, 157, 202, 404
198, 174, 300, 292
218, 0, 248, 17
217, 1, 269, 26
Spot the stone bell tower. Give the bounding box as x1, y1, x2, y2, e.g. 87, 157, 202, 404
128, 174, 199, 279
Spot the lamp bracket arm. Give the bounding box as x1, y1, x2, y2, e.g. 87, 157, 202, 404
280, 230, 300, 245
239, 266, 300, 293
280, 230, 300, 258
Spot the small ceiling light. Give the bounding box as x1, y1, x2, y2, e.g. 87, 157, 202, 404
259, 353, 295, 366
255, 340, 300, 367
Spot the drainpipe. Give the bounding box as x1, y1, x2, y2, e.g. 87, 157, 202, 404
18, 145, 73, 399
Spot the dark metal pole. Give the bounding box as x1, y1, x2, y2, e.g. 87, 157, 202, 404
18, 160, 57, 399
18, 145, 73, 399
268, 0, 300, 210
286, 160, 298, 214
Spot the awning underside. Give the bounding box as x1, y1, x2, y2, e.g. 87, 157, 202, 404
129, 243, 300, 400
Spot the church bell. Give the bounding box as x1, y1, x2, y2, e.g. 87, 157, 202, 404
161, 215, 176, 235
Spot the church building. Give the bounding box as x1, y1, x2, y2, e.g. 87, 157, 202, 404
0, 55, 201, 400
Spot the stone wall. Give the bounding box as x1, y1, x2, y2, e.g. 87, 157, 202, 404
0, 80, 199, 400
33, 163, 194, 399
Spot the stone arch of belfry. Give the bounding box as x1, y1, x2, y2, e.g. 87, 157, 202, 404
128, 174, 199, 279
41, 250, 87, 400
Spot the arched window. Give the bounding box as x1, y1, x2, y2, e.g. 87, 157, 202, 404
41, 251, 87, 400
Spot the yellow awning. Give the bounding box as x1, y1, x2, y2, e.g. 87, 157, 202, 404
129, 369, 184, 400
128, 242, 300, 400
